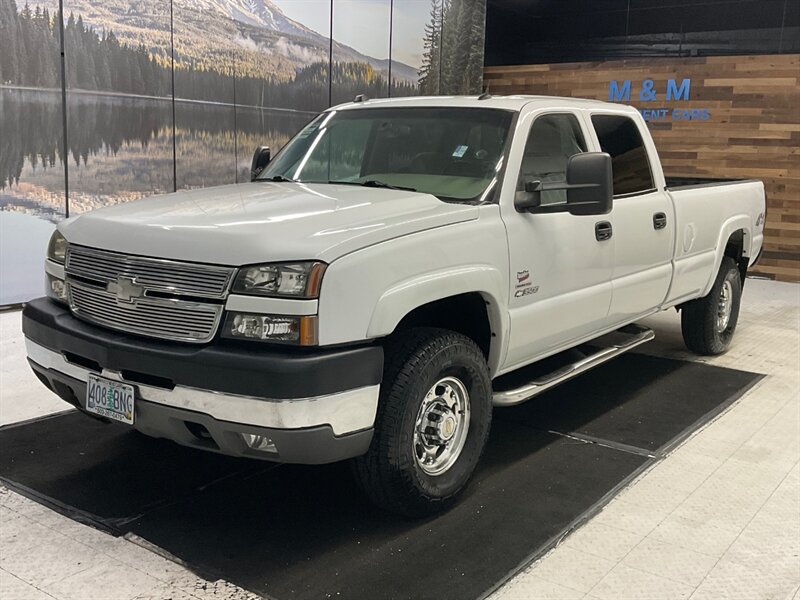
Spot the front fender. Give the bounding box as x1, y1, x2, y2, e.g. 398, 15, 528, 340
316, 207, 511, 372
367, 266, 508, 374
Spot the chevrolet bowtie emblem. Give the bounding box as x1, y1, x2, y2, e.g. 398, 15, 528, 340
107, 276, 145, 303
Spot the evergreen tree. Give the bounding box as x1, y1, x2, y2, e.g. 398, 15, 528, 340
1, 1, 463, 109
461, 0, 487, 93
418, 0, 486, 96
418, 0, 442, 95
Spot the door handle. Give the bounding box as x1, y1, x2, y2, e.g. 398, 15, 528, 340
653, 212, 667, 230
595, 221, 613, 241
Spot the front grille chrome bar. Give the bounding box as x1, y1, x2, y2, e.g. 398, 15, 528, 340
68, 281, 224, 343
64, 245, 234, 343
66, 245, 234, 299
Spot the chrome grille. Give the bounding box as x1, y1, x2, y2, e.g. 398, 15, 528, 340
64, 245, 233, 343
69, 281, 223, 343
66, 245, 233, 299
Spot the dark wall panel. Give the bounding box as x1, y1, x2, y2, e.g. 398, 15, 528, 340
485, 0, 799, 65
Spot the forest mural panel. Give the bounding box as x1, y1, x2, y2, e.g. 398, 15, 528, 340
0, 1, 61, 305
173, 6, 238, 189
0, 0, 487, 304
331, 0, 391, 106
63, 0, 175, 212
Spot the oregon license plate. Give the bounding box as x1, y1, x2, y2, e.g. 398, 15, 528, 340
86, 374, 135, 425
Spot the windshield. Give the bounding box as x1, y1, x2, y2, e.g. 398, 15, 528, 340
258, 107, 514, 202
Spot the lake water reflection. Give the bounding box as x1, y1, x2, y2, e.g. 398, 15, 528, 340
0, 88, 313, 217
0, 87, 313, 304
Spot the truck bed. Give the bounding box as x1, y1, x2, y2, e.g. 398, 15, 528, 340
663, 178, 765, 306
665, 176, 760, 191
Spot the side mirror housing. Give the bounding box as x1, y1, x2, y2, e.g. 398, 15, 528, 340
564, 152, 613, 216
515, 180, 544, 211
514, 152, 613, 216
250, 146, 271, 181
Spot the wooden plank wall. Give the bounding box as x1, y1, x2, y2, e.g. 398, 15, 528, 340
484, 54, 800, 282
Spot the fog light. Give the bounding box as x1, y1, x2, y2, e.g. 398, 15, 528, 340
223, 313, 318, 345
232, 314, 298, 340
242, 433, 278, 453
46, 274, 68, 303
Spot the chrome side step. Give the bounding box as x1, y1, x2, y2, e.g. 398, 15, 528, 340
492, 325, 655, 407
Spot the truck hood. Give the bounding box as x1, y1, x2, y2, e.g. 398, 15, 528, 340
60, 182, 479, 265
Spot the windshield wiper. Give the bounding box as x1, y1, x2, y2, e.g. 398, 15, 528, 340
329, 180, 417, 192
261, 175, 296, 182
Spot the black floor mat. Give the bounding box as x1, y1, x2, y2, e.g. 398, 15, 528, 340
500, 353, 761, 454
0, 354, 761, 600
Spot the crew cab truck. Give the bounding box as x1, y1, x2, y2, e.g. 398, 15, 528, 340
23, 95, 766, 517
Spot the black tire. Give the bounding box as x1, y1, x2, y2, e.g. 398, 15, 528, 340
681, 257, 742, 355
351, 327, 492, 518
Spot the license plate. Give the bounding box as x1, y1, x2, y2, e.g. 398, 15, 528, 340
86, 374, 135, 425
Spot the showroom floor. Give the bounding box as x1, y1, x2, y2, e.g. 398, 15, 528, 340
0, 279, 798, 600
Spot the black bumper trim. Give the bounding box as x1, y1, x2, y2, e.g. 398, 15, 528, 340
28, 360, 372, 464
23, 297, 383, 399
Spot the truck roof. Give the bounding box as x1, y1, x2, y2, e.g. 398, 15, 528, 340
331, 94, 637, 113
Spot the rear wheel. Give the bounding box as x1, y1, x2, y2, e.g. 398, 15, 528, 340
352, 328, 492, 517
681, 257, 742, 355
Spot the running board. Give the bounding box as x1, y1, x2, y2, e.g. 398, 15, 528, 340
492, 325, 655, 407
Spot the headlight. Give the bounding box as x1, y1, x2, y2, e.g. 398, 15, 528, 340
47, 230, 68, 264
232, 261, 326, 298
223, 313, 318, 345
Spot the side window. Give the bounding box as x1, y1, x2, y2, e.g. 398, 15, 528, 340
590, 115, 655, 196
517, 114, 586, 205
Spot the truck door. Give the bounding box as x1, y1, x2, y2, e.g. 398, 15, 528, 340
588, 114, 675, 325
499, 112, 614, 372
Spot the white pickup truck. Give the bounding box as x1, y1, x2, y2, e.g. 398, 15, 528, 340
23, 95, 765, 516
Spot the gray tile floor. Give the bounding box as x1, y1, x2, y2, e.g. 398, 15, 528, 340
1, 279, 798, 600
492, 280, 800, 600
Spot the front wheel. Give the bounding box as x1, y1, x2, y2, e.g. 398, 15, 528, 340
681, 256, 742, 355
351, 328, 492, 517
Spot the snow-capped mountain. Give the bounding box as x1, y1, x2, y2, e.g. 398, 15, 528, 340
182, 0, 419, 81
182, 0, 320, 40
30, 0, 419, 83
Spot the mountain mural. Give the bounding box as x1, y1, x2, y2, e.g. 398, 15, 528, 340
24, 0, 418, 84
0, 0, 487, 305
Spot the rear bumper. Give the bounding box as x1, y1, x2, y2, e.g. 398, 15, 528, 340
22, 298, 383, 463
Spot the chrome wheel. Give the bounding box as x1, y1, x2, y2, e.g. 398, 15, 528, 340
413, 376, 471, 476
716, 279, 733, 332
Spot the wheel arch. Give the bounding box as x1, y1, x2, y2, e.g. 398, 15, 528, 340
366, 267, 508, 375
702, 217, 752, 297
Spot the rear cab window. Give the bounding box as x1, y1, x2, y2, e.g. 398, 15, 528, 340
590, 115, 655, 197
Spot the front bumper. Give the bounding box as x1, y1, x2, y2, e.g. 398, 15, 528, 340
22, 298, 383, 463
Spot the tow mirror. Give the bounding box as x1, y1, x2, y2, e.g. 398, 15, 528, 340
515, 152, 613, 216
250, 146, 271, 181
